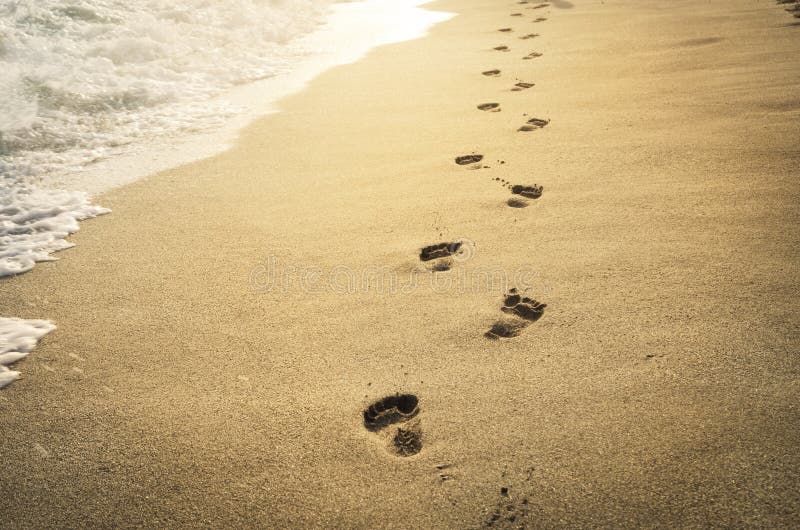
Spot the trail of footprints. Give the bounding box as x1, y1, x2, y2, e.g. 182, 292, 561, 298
364, 13, 552, 525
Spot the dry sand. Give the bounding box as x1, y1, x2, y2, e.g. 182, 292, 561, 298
2, 0, 799, 527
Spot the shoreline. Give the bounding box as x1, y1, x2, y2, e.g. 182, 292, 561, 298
2, 0, 799, 527
38, 0, 454, 194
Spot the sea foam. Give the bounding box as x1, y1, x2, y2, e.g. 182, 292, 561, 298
0, 0, 333, 182
0, 179, 109, 277
0, 179, 106, 389
0, 318, 56, 389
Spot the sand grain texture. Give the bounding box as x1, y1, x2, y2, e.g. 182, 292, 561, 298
1, 0, 799, 527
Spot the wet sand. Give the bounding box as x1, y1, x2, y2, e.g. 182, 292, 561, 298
1, 0, 799, 527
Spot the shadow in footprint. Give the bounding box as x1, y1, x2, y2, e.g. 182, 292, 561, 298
364, 394, 420, 431
520, 33, 540, 39
494, 45, 510, 51
420, 241, 465, 271
485, 319, 528, 339
478, 103, 501, 112
483, 69, 501, 77
485, 289, 546, 339
498, 27, 513, 32
518, 118, 549, 131
512, 82, 535, 91
511, 184, 543, 199
502, 290, 546, 321
455, 154, 484, 165
507, 197, 529, 208
492, 178, 543, 207
394, 424, 423, 456
364, 394, 422, 457
533, 17, 548, 22
523, 52, 543, 60
420, 241, 462, 262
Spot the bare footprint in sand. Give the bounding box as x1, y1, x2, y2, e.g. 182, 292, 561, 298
485, 319, 529, 339
519, 33, 540, 39
493, 178, 543, 207
518, 117, 549, 131
363, 394, 422, 457
494, 45, 510, 51
485, 485, 533, 527
501, 290, 547, 321
511, 13, 523, 16
534, 16, 548, 22
478, 103, 501, 112
523, 52, 543, 60
511, 82, 535, 91
419, 240, 468, 271
498, 27, 513, 32
507, 197, 529, 208
482, 69, 501, 77
511, 184, 543, 199
485, 289, 546, 339
455, 154, 484, 165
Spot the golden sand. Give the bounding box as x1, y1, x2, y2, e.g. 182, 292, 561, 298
1, 0, 799, 527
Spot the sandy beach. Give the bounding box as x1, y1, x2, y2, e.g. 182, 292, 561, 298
2, 0, 799, 527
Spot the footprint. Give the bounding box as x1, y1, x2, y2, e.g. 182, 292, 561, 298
533, 16, 548, 22
485, 289, 546, 339
485, 486, 532, 527
363, 394, 422, 457
477, 103, 501, 112
455, 154, 484, 165
518, 117, 549, 131
492, 178, 543, 207
511, 82, 535, 92
485, 319, 528, 339
498, 28, 513, 32
394, 424, 423, 456
529, 2, 550, 8
482, 69, 501, 77
511, 13, 523, 16
420, 241, 464, 271
501, 290, 546, 321
523, 51, 543, 60
364, 393, 419, 430
420, 241, 462, 261
493, 45, 510, 51
510, 184, 543, 199
519, 33, 540, 39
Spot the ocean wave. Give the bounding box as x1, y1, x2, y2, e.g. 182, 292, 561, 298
0, 0, 332, 180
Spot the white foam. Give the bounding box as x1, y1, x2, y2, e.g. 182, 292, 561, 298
0, 0, 335, 185
1, 0, 455, 193
0, 179, 109, 277
0, 317, 56, 389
